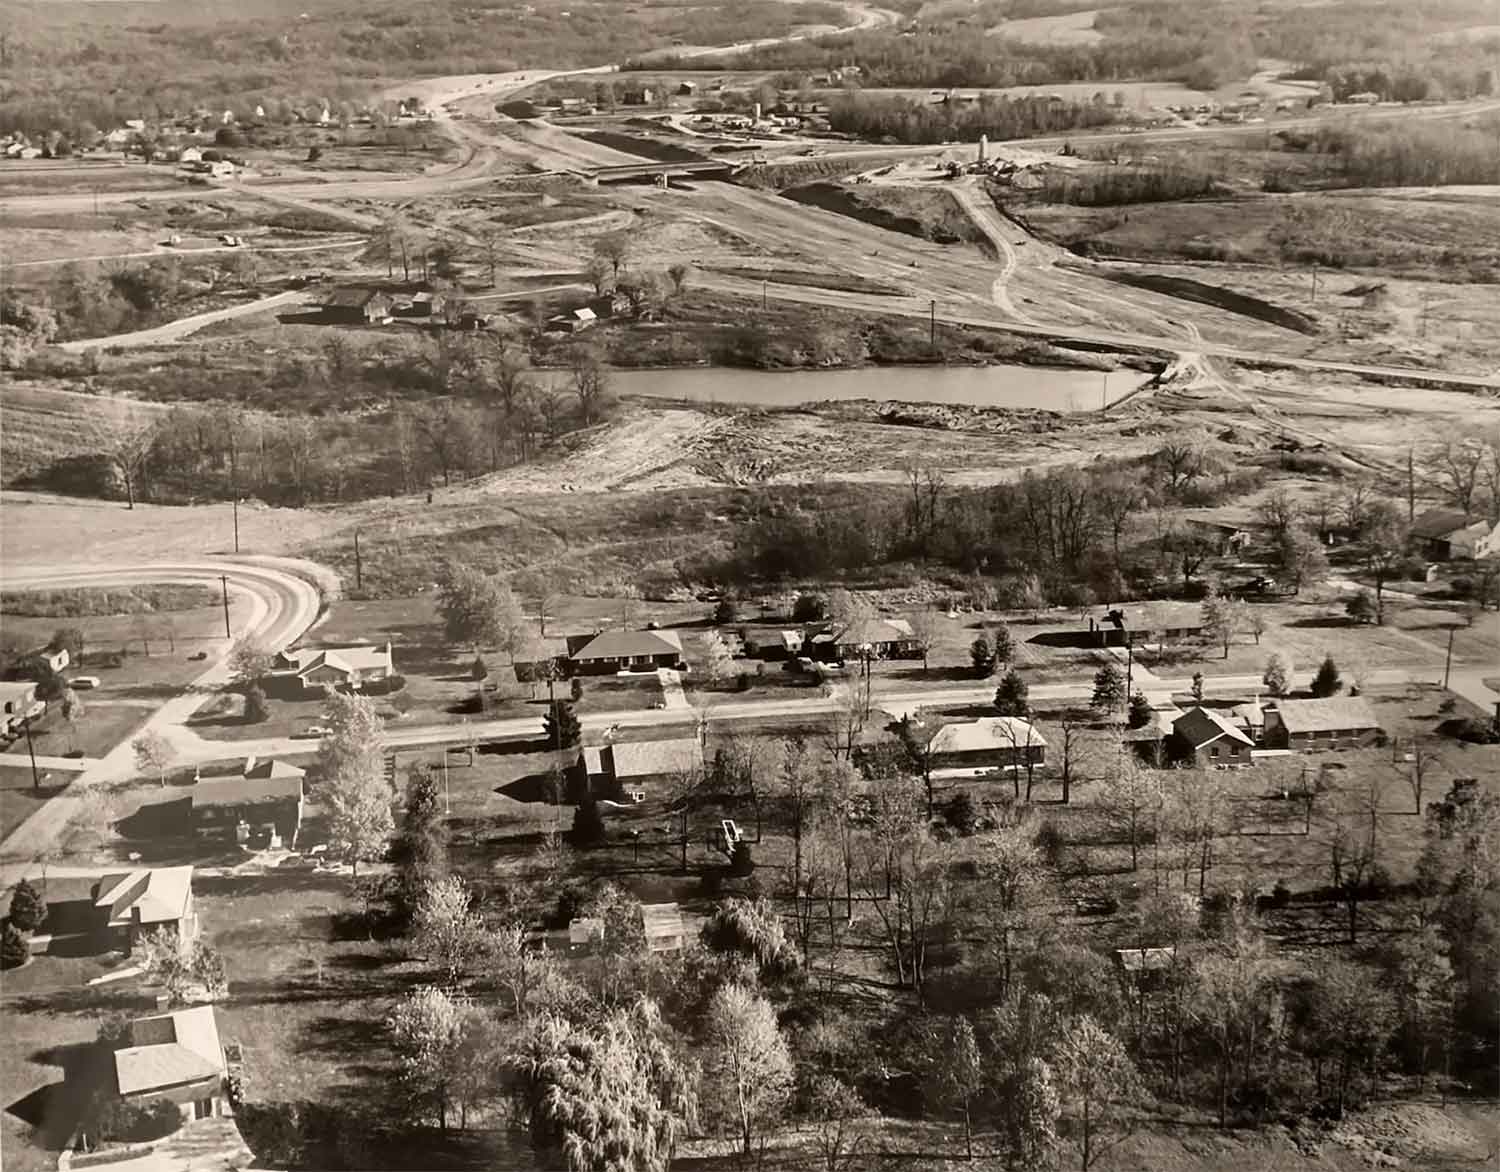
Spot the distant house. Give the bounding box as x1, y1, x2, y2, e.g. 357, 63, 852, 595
36, 646, 70, 673
1087, 603, 1204, 647
1410, 509, 1500, 561
191, 760, 304, 848
1114, 946, 1178, 995
586, 292, 631, 319
567, 629, 684, 675
739, 627, 803, 661
677, 82, 698, 96
320, 288, 393, 325
0, 681, 42, 737
393, 291, 445, 318
108, 1006, 229, 1126
178, 146, 203, 164
548, 306, 597, 333
568, 916, 605, 951
93, 867, 198, 956
809, 617, 920, 663
1169, 706, 1254, 768
1263, 697, 1381, 752
580, 736, 703, 799
621, 87, 656, 106
273, 643, 394, 692
207, 159, 236, 179
929, 717, 1046, 772
641, 903, 685, 953
1190, 519, 1252, 556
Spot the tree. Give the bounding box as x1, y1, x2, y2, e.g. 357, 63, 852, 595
1279, 529, 1329, 594
1310, 654, 1342, 698
1191, 672, 1205, 702
896, 713, 942, 818
1305, 959, 1397, 1116
243, 684, 269, 723
1398, 732, 1438, 816
388, 985, 470, 1133
1, 921, 31, 969
1101, 753, 1159, 872
1127, 690, 1152, 729
570, 348, 611, 427
50, 626, 85, 668
907, 608, 940, 672
704, 983, 794, 1158
96, 407, 158, 508
1091, 662, 1126, 718
702, 631, 737, 688
1359, 501, 1407, 625
994, 669, 1031, 717
712, 596, 738, 625
414, 876, 483, 987
228, 639, 273, 690
138, 930, 228, 1005
982, 822, 1043, 1000
543, 701, 581, 751
8, 878, 46, 932
793, 593, 828, 622
592, 230, 631, 280
517, 570, 561, 636
319, 694, 391, 876
435, 563, 517, 653
571, 798, 607, 846
1262, 652, 1292, 697
970, 632, 996, 677
1200, 589, 1239, 658
667, 262, 691, 295
1345, 590, 1378, 625
60, 688, 86, 752
701, 897, 797, 981
927, 1017, 982, 1159
776, 736, 825, 904
806, 1075, 868, 1172
1056, 714, 1087, 805
132, 730, 175, 785
992, 620, 1015, 666
1052, 1014, 1140, 1171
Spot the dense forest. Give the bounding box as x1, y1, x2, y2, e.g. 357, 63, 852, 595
826, 92, 1120, 144
0, 0, 846, 137
699, 0, 1498, 97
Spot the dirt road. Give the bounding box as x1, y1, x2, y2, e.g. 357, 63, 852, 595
59, 289, 313, 352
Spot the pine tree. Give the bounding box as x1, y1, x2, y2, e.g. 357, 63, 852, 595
544, 701, 581, 750
243, 684, 269, 724
1311, 654, 1343, 698
1091, 662, 1126, 716
571, 798, 606, 846
1, 921, 31, 969
994, 669, 1031, 717
970, 634, 996, 677
1128, 691, 1153, 729
8, 878, 46, 933
992, 621, 1015, 666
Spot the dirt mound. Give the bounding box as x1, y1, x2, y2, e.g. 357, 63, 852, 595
1096, 269, 1320, 334
572, 131, 706, 163
781, 181, 977, 244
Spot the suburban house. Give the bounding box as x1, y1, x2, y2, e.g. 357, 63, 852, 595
580, 736, 704, 800
272, 643, 394, 693
566, 629, 684, 675
641, 903, 686, 953
320, 288, 393, 324
1262, 697, 1382, 751
929, 717, 1047, 772
4, 872, 200, 958
0, 680, 42, 736
1410, 509, 1500, 561
1114, 946, 1179, 996
109, 1006, 229, 1125
1169, 707, 1254, 768
36, 646, 70, 673
1087, 603, 1204, 647
809, 617, 921, 662
739, 627, 804, 660
191, 760, 305, 848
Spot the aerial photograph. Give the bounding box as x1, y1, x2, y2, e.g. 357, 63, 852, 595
0, 0, 1497, 1168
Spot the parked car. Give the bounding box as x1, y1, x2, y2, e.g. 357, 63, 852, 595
293, 724, 330, 739
70, 675, 101, 690
188, 651, 208, 661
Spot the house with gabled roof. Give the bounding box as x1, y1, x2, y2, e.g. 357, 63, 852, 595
1263, 696, 1381, 751
93, 866, 198, 956
1087, 602, 1204, 647
929, 716, 1046, 773
1410, 509, 1500, 561
105, 1006, 228, 1125
191, 759, 305, 847
1169, 706, 1254, 768
566, 629, 683, 675
273, 642, 394, 692
809, 617, 920, 663
320, 287, 393, 324
579, 736, 703, 799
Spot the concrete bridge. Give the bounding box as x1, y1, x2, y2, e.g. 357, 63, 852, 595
589, 159, 741, 184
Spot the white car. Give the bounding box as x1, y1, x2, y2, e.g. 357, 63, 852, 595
293, 724, 330, 739
70, 676, 101, 690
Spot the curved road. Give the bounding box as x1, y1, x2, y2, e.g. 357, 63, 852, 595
0, 559, 324, 877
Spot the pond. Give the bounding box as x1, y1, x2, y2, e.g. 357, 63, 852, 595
603, 363, 1152, 412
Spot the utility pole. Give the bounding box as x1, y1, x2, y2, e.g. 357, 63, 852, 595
22, 714, 39, 790
761, 280, 767, 311
1125, 638, 1134, 702
1406, 447, 1416, 524
1310, 264, 1318, 305
354, 531, 363, 593
929, 298, 936, 348
1101, 371, 1109, 415
219, 575, 232, 638
1443, 625, 1455, 690
229, 438, 240, 554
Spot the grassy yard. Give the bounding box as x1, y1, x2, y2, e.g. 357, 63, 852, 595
0, 766, 74, 844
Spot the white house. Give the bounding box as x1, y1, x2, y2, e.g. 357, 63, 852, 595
274, 643, 395, 691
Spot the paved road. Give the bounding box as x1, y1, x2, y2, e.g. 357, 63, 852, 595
0, 560, 324, 878
12, 236, 367, 270
59, 290, 313, 352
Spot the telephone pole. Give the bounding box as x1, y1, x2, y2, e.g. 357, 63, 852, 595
354, 531, 363, 593
22, 714, 39, 790
229, 440, 240, 554
219, 575, 232, 638
1443, 625, 1455, 690
929, 299, 936, 348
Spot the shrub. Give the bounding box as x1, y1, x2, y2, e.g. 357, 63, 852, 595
1310, 655, 1342, 698
243, 684, 269, 724
940, 791, 977, 836
470, 655, 488, 681
547, 881, 592, 929
8, 878, 46, 932
713, 597, 739, 624
1, 921, 30, 969
1034, 820, 1066, 867
1345, 591, 1377, 624
1438, 717, 1500, 745
736, 672, 752, 692
104, 1098, 182, 1143
1127, 690, 1153, 728
570, 677, 584, 702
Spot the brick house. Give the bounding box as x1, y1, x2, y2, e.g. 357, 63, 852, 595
191, 760, 305, 848
1086, 603, 1204, 647
808, 617, 921, 663
929, 717, 1047, 772
1169, 706, 1254, 768
566, 629, 684, 675
1262, 697, 1381, 751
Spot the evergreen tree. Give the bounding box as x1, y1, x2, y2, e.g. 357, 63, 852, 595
1128, 690, 1153, 729
1, 921, 30, 969
544, 701, 582, 750
8, 878, 46, 933
572, 798, 607, 846
971, 633, 996, 677
992, 621, 1015, 666
243, 684, 269, 724
1091, 662, 1126, 716
1311, 654, 1343, 698
994, 669, 1031, 717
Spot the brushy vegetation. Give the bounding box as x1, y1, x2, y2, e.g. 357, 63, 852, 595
826, 92, 1119, 145
0, 584, 220, 617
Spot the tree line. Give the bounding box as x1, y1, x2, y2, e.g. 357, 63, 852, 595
826, 93, 1119, 145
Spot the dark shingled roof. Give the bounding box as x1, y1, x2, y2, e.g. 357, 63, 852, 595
191, 775, 302, 809
1173, 706, 1252, 749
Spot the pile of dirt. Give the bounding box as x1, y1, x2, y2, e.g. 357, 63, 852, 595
780, 181, 979, 244
572, 130, 706, 163
1095, 269, 1320, 334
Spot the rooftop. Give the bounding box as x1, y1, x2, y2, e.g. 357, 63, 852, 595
1173, 706, 1253, 748
1411, 508, 1488, 539
608, 737, 703, 779
322, 287, 387, 309
115, 1006, 224, 1097
569, 629, 683, 662
191, 773, 302, 809
1271, 696, 1381, 734
280, 643, 392, 677
94, 866, 194, 924
641, 902, 685, 952
930, 717, 1047, 755
1095, 601, 1205, 631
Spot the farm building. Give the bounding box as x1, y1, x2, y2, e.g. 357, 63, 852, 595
320, 288, 393, 324
567, 629, 684, 675
1262, 697, 1381, 751
641, 903, 686, 953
